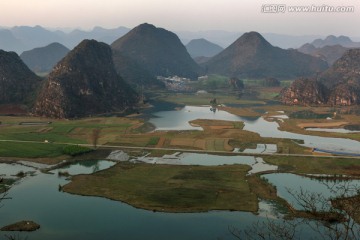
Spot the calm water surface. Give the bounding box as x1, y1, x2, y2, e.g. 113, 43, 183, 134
264, 173, 360, 210
2, 105, 360, 239
150, 105, 360, 154
51, 160, 116, 175
0, 162, 354, 239
0, 161, 261, 240
306, 127, 360, 133
149, 106, 243, 131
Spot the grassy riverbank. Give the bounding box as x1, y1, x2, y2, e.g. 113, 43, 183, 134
63, 162, 258, 212
264, 155, 360, 176
62, 154, 360, 214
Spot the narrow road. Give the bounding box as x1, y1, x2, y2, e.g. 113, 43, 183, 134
1, 139, 360, 159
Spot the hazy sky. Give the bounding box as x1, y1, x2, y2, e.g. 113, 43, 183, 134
1, 0, 360, 36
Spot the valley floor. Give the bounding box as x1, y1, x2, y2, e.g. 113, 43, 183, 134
1, 89, 360, 221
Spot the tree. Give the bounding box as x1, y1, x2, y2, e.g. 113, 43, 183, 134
0, 191, 8, 208
230, 181, 360, 240
91, 128, 101, 148
0, 183, 11, 208
229, 77, 244, 90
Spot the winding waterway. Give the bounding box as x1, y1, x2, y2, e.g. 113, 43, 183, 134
0, 162, 261, 240
1, 161, 354, 239
149, 105, 360, 154
2, 105, 360, 239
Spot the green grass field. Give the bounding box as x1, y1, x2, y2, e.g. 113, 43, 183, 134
63, 162, 258, 212
0, 116, 137, 159
264, 155, 360, 175
0, 141, 65, 158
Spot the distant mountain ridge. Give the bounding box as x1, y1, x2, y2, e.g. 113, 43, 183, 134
178, 30, 324, 49
203, 31, 328, 79
2, 25, 360, 55
185, 38, 223, 58
33, 40, 138, 118
0, 25, 130, 54
298, 44, 350, 65
20, 42, 70, 73
1, 25, 346, 55
111, 23, 201, 79
0, 29, 25, 52
311, 35, 360, 48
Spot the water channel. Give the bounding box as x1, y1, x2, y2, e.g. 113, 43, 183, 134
2, 105, 360, 239
149, 105, 360, 154
2, 160, 358, 239
0, 161, 261, 240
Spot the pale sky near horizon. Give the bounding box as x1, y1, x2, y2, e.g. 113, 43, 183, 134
1, 0, 360, 36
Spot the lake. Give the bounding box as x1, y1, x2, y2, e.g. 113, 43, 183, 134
1, 161, 351, 239
0, 161, 266, 240
263, 173, 360, 210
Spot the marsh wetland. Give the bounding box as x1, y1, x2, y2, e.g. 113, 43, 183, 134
2, 92, 360, 239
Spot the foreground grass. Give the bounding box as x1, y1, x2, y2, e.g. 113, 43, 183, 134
0, 141, 65, 158
278, 118, 360, 142
0, 116, 141, 159
63, 162, 258, 212
0, 116, 136, 145
264, 155, 360, 176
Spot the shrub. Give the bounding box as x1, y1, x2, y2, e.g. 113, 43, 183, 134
62, 145, 93, 156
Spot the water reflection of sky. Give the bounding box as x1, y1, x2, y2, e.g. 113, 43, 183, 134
306, 128, 360, 134
0, 163, 36, 178
149, 105, 245, 131
244, 117, 360, 154
264, 173, 360, 211
1, 162, 263, 240
150, 105, 360, 154
133, 152, 278, 174
51, 160, 116, 175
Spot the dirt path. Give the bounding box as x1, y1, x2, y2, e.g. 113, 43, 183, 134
156, 137, 166, 148
297, 121, 348, 129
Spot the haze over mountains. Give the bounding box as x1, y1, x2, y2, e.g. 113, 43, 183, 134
185, 39, 223, 58
298, 44, 349, 66
297, 35, 360, 65
310, 35, 360, 48
20, 43, 70, 73
2, 25, 359, 55
2, 22, 360, 119
0, 25, 130, 54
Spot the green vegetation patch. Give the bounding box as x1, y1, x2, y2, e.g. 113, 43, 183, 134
63, 163, 258, 212
62, 145, 93, 156
197, 74, 230, 90
233, 122, 245, 129
289, 110, 332, 119
147, 137, 160, 146
0, 141, 64, 158
264, 156, 360, 175
0, 125, 84, 144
